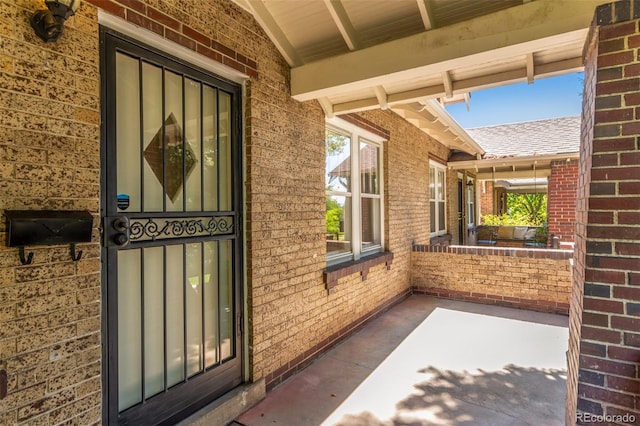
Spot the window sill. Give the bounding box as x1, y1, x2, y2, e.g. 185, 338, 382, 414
323, 251, 394, 292
430, 234, 452, 246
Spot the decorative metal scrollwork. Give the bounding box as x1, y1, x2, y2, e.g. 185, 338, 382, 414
129, 216, 233, 242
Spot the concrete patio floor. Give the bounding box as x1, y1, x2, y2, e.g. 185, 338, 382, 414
233, 295, 569, 426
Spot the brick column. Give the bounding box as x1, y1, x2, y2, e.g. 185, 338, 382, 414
567, 1, 640, 423
548, 160, 579, 244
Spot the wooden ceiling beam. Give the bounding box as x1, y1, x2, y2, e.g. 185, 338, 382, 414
291, 0, 604, 101
417, 0, 435, 30
323, 0, 360, 50
244, 0, 302, 66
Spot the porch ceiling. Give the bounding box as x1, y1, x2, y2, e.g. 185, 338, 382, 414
232, 0, 607, 154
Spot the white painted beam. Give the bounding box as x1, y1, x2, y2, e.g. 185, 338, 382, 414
526, 53, 535, 84
477, 169, 551, 180
291, 0, 605, 101
244, 0, 302, 66
417, 0, 434, 30
442, 70, 453, 97
323, 0, 360, 50
374, 86, 388, 109
318, 97, 335, 118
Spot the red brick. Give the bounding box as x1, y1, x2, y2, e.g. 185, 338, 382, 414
126, 10, 164, 36
624, 92, 640, 105
88, 0, 125, 18
582, 312, 609, 327
582, 325, 622, 343
578, 383, 636, 408
631, 273, 640, 286
599, 38, 625, 54
587, 211, 614, 224
596, 78, 640, 96
619, 212, 640, 224
591, 153, 619, 167
629, 34, 640, 48
613, 287, 640, 302
620, 152, 640, 165
211, 41, 236, 59
591, 166, 640, 181
597, 52, 636, 69
625, 63, 640, 78
584, 297, 624, 314
589, 197, 640, 210
165, 28, 196, 51
624, 332, 640, 347
611, 315, 640, 331
595, 108, 633, 122
588, 256, 640, 271
580, 355, 635, 377
197, 45, 223, 63
599, 22, 636, 41
182, 25, 211, 47
616, 243, 640, 256
147, 7, 181, 31
622, 121, 640, 135
585, 268, 626, 284
608, 345, 640, 363
581, 341, 607, 357
118, 0, 145, 14
592, 138, 636, 152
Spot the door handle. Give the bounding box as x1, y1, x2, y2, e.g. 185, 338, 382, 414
106, 216, 130, 247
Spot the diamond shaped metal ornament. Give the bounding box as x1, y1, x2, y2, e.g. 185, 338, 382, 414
144, 113, 197, 203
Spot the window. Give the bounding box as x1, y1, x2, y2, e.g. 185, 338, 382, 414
429, 160, 446, 236
325, 118, 384, 265
467, 178, 475, 226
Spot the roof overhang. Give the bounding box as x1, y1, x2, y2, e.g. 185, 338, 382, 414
449, 152, 580, 180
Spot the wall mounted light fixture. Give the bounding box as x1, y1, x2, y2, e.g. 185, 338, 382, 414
30, 0, 80, 42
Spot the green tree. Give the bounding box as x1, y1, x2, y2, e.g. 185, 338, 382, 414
326, 196, 343, 237
507, 193, 547, 225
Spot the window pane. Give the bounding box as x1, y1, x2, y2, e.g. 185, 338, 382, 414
142, 62, 164, 212
361, 197, 380, 249
116, 53, 141, 213
438, 202, 446, 232
429, 167, 435, 199
437, 170, 445, 201
185, 78, 202, 212
326, 195, 351, 256
430, 201, 436, 233
165, 71, 184, 211
326, 130, 351, 192
360, 142, 379, 195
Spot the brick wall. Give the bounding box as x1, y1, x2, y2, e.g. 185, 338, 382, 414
547, 160, 579, 244
565, 22, 596, 422
568, 1, 640, 422
0, 1, 457, 423
411, 245, 572, 315
0, 1, 102, 424
479, 180, 494, 220
263, 109, 451, 389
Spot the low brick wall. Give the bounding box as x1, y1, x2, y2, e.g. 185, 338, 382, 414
411, 245, 573, 315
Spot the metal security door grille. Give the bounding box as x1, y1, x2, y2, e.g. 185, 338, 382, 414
101, 30, 243, 426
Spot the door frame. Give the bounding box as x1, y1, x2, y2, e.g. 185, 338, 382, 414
99, 27, 245, 425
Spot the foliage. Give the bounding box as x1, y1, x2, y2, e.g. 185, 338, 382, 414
326, 130, 348, 156
506, 193, 547, 225
326, 196, 343, 236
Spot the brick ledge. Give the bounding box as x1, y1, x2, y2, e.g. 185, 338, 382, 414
323, 251, 394, 291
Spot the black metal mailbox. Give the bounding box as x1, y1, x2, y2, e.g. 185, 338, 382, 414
5, 210, 93, 264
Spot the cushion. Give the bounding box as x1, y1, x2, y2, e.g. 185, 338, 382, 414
513, 226, 528, 239
497, 226, 514, 239
523, 228, 537, 240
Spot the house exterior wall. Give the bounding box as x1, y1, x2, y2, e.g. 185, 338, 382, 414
547, 160, 579, 244
567, 1, 640, 422
0, 1, 451, 423
411, 245, 572, 315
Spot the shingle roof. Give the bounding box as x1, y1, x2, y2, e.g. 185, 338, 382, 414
466, 116, 581, 159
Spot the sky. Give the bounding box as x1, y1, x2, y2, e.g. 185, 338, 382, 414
445, 72, 584, 129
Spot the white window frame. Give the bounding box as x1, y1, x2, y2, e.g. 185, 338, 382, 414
467, 177, 475, 227
429, 160, 447, 237
326, 117, 385, 265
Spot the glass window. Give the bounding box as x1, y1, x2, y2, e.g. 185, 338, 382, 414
429, 161, 447, 236
326, 120, 384, 264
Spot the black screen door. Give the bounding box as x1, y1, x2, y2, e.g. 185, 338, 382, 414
101, 30, 243, 425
